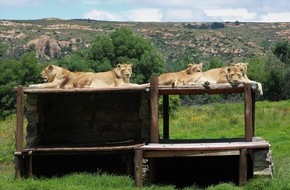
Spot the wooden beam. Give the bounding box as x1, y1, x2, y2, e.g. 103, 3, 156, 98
239, 149, 247, 185
134, 149, 143, 187
16, 86, 24, 151
244, 83, 254, 142
163, 95, 169, 140
158, 84, 245, 95
150, 77, 159, 143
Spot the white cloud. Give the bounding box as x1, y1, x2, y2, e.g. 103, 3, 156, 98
83, 9, 125, 21
204, 8, 256, 22
126, 8, 162, 22
260, 12, 290, 22
162, 8, 220, 22
0, 0, 43, 6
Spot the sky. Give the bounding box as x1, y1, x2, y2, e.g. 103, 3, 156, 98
1, 0, 290, 22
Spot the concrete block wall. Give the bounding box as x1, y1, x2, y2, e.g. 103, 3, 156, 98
25, 91, 151, 147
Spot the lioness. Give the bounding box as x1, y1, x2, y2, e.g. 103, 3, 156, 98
72, 63, 140, 88
232, 62, 263, 95
201, 65, 244, 86
158, 63, 203, 86
29, 65, 85, 88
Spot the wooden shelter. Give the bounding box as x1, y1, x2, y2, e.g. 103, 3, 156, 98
14, 78, 272, 187
14, 85, 151, 178
134, 77, 271, 187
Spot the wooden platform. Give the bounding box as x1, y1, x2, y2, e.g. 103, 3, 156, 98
134, 141, 270, 187
15, 143, 144, 178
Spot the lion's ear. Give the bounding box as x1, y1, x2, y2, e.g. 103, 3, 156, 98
48, 65, 54, 71
188, 63, 193, 68
227, 67, 231, 73
199, 63, 203, 67
239, 67, 245, 74
117, 64, 122, 68
129, 64, 133, 68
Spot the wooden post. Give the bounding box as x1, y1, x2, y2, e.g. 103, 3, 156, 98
239, 149, 247, 185
15, 86, 24, 179
244, 83, 253, 142
150, 77, 159, 143
16, 85, 24, 151
252, 90, 256, 137
163, 95, 169, 140
134, 149, 143, 187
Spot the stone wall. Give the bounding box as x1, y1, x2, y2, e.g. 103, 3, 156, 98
25, 91, 151, 147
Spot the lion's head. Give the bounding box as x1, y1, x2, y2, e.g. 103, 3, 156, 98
187, 63, 203, 74
114, 63, 133, 83
233, 62, 248, 74
40, 65, 64, 82
226, 66, 244, 85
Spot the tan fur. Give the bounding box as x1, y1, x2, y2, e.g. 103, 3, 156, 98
232, 62, 263, 95
201, 66, 244, 85
73, 63, 141, 88
158, 63, 203, 86
29, 65, 85, 88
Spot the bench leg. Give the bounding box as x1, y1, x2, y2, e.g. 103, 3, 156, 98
134, 149, 143, 187
28, 152, 33, 177
239, 149, 247, 185
14, 155, 24, 178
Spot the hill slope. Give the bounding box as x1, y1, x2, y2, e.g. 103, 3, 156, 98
1, 19, 290, 64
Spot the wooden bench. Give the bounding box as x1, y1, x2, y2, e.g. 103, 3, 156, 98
15, 143, 144, 178
134, 141, 270, 187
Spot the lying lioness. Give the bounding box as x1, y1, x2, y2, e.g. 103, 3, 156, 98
158, 63, 203, 86
201, 65, 243, 85
29, 65, 85, 88
71, 63, 140, 88
232, 62, 263, 95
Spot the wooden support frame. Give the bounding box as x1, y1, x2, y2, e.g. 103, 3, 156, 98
150, 77, 159, 143
140, 78, 260, 187
244, 83, 255, 142
15, 86, 24, 179
163, 95, 169, 139
134, 142, 269, 187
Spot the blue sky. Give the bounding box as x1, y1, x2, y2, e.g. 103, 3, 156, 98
1, 0, 290, 22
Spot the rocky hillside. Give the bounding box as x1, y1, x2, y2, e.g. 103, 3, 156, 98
1, 19, 290, 64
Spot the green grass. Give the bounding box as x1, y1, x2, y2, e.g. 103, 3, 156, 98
0, 100, 290, 189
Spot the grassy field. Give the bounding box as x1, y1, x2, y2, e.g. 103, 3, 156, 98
0, 100, 290, 189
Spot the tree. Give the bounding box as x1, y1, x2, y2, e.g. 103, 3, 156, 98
0, 42, 4, 57
0, 59, 23, 118
86, 28, 165, 83
273, 41, 290, 65
20, 52, 42, 85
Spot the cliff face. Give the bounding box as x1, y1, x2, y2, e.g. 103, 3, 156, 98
1, 19, 290, 62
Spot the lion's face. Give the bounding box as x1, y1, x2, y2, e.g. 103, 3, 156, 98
187, 63, 203, 74
40, 65, 58, 82
115, 63, 133, 83
226, 66, 244, 85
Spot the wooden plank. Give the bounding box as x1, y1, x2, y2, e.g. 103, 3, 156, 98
163, 95, 169, 140
143, 150, 240, 158
239, 149, 247, 185
21, 85, 149, 94
150, 76, 159, 143
158, 83, 245, 95
134, 149, 143, 187
16, 86, 24, 152
22, 144, 144, 153
244, 83, 254, 142
138, 142, 270, 151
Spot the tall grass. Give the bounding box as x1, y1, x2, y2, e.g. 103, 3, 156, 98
0, 100, 290, 189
